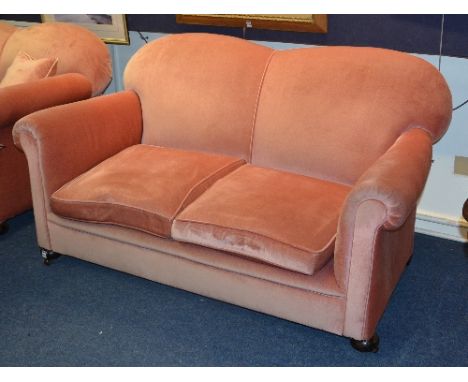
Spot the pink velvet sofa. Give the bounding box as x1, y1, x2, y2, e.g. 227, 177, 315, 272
0, 21, 111, 233
13, 33, 452, 352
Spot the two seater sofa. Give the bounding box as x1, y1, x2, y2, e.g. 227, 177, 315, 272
13, 33, 452, 351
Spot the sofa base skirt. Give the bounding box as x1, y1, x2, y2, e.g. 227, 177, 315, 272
47, 217, 346, 337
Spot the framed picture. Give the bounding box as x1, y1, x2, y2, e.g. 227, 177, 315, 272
176, 14, 328, 33
41, 14, 129, 44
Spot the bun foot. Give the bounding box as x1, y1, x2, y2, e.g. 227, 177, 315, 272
40, 248, 61, 265
350, 333, 380, 353
0, 221, 8, 235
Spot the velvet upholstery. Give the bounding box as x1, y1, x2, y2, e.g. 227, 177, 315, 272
334, 128, 433, 290
13, 33, 453, 343
0, 74, 92, 227
251, 46, 452, 184
0, 74, 91, 133
51, 145, 245, 237
46, 214, 346, 335
0, 51, 58, 88
124, 33, 273, 160
13, 91, 142, 248
0, 117, 31, 223
0, 22, 111, 95
0, 21, 112, 226
48, 211, 343, 297
173, 165, 350, 275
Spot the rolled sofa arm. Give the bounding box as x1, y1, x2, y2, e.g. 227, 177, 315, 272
13, 90, 143, 195
12, 90, 143, 249
333, 127, 433, 340
0, 73, 92, 129
344, 127, 433, 232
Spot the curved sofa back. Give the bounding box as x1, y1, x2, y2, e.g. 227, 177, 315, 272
252, 46, 452, 184
125, 33, 273, 160
0, 22, 112, 96
124, 33, 452, 184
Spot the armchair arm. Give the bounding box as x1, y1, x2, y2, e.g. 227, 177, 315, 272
334, 127, 433, 340
12, 90, 143, 249
0, 73, 92, 129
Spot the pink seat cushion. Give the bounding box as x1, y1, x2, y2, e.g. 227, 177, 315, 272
172, 165, 351, 275
51, 145, 245, 237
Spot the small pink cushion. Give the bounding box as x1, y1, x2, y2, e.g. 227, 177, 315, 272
0, 51, 58, 88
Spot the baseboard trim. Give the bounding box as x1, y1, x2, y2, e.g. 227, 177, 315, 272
415, 209, 468, 242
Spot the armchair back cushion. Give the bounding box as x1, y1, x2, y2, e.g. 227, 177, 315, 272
0, 51, 58, 88
0, 22, 111, 95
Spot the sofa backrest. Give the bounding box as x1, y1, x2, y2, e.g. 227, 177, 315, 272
251, 46, 452, 184
0, 22, 112, 96
124, 33, 452, 184
124, 33, 273, 161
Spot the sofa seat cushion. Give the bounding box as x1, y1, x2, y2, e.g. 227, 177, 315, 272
172, 165, 351, 275
50, 144, 245, 237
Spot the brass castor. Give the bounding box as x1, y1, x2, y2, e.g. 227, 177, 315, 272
40, 248, 61, 265
350, 334, 380, 353
0, 221, 9, 235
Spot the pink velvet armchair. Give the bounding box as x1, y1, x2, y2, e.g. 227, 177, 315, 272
13, 33, 452, 351
0, 21, 112, 233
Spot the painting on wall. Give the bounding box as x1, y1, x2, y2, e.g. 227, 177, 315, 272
176, 14, 328, 33
41, 14, 129, 44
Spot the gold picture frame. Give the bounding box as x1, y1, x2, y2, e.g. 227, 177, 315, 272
41, 14, 129, 44
176, 14, 328, 33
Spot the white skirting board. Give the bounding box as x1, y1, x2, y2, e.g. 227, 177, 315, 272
416, 209, 468, 242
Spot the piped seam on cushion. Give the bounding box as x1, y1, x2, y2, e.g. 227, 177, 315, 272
48, 216, 345, 298
51, 160, 247, 220
51, 196, 178, 220
170, 159, 246, 219
45, 57, 59, 78
50, 213, 169, 239
402, 123, 434, 143
50, 156, 247, 234
173, 218, 337, 259
52, 144, 244, 201
172, 223, 328, 275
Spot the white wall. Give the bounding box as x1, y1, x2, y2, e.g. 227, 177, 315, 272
108, 31, 468, 242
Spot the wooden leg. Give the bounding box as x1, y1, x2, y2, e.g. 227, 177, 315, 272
350, 333, 380, 353
40, 248, 61, 265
